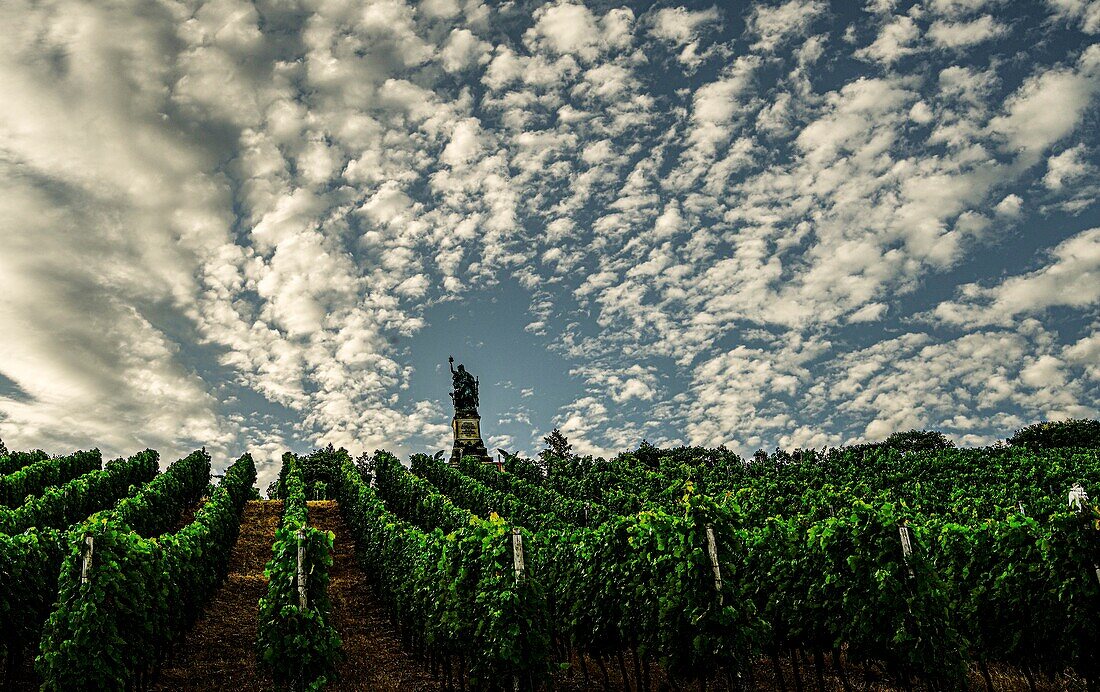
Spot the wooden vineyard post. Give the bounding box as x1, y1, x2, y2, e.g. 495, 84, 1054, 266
511, 527, 525, 581
80, 535, 94, 585
706, 524, 723, 605
297, 529, 308, 609
508, 531, 526, 692
898, 523, 915, 579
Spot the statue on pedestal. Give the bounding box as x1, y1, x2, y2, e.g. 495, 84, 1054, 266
447, 356, 492, 466
449, 357, 479, 410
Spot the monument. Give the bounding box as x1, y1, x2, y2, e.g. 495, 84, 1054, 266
448, 356, 492, 466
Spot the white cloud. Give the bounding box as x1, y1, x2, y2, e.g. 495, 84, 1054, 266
525, 1, 602, 61
928, 15, 1008, 48
1020, 354, 1067, 388
849, 302, 888, 322
683, 338, 824, 450
1047, 0, 1100, 33
1064, 332, 1100, 380
421, 0, 461, 20
440, 28, 491, 73
571, 364, 659, 404
856, 14, 921, 63
649, 6, 722, 66
650, 6, 721, 45
746, 0, 827, 52
994, 193, 1024, 217
1, 0, 1096, 481
482, 47, 525, 90
668, 56, 759, 189
1043, 144, 1090, 189
928, 0, 999, 16
806, 327, 1094, 445
442, 118, 485, 166
990, 47, 1100, 155
933, 228, 1100, 327
359, 182, 416, 227
909, 100, 934, 123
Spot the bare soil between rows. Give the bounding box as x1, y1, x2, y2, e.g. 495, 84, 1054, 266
308, 499, 440, 692
154, 499, 282, 691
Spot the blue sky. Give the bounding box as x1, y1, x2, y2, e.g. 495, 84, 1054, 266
1, 0, 1098, 488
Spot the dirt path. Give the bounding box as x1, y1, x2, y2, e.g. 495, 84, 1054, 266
154, 500, 282, 691
307, 500, 439, 691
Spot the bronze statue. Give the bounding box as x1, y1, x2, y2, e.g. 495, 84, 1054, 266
448, 356, 479, 410
447, 356, 491, 466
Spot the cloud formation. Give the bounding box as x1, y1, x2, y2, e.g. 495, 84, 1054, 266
0, 1, 1097, 484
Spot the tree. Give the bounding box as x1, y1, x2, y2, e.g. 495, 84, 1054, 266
538, 428, 572, 477
0, 437, 7, 457
881, 429, 955, 453
1008, 419, 1100, 450
634, 440, 662, 468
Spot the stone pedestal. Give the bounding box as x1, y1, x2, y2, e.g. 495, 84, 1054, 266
450, 409, 492, 465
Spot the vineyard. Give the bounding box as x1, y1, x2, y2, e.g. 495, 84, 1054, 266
0, 420, 1097, 691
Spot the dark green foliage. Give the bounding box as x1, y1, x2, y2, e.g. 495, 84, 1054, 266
445, 454, 596, 527
268, 452, 295, 499
0, 451, 159, 676
931, 510, 1100, 681
527, 443, 1100, 688
537, 428, 572, 477
632, 438, 663, 468
539, 491, 767, 686
0, 527, 64, 678
0, 449, 48, 478
800, 503, 967, 686
882, 429, 955, 452
338, 452, 553, 690
36, 452, 255, 690
412, 453, 568, 530
375, 452, 471, 533
111, 449, 210, 536
269, 445, 351, 500
435, 453, 767, 686
1008, 418, 1100, 450
544, 451, 683, 515
501, 451, 542, 485
0, 450, 102, 507
0, 450, 158, 535
0, 438, 6, 457
257, 455, 341, 690
6, 423, 1099, 690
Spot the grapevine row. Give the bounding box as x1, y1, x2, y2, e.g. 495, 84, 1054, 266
0, 449, 48, 478
335, 451, 552, 690
0, 450, 102, 507
0, 450, 160, 677
257, 453, 341, 689
453, 446, 1100, 688
37, 451, 255, 689
0, 450, 158, 535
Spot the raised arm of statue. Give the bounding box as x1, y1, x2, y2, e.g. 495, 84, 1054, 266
448, 356, 456, 375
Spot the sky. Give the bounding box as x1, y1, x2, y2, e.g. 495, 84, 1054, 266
1, 0, 1098, 489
